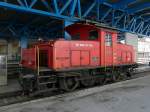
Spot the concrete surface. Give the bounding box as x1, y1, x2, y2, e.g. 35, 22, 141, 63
0, 65, 148, 97
0, 79, 21, 95
135, 65, 150, 72
1, 75, 150, 112
125, 33, 138, 62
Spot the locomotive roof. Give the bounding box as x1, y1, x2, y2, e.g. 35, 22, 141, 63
65, 23, 118, 34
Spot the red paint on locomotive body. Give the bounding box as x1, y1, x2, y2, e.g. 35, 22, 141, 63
53, 40, 100, 70
21, 48, 37, 69
65, 23, 135, 67
21, 23, 135, 71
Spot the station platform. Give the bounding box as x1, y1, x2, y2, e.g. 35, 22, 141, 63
1, 72, 150, 112
0, 79, 21, 97
0, 65, 148, 97
135, 65, 150, 72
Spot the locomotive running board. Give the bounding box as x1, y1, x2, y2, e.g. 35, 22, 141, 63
54, 64, 137, 72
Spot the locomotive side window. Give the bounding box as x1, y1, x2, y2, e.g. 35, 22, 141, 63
39, 50, 48, 67
105, 33, 112, 46
89, 30, 98, 40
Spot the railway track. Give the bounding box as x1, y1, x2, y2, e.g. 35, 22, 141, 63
0, 69, 150, 107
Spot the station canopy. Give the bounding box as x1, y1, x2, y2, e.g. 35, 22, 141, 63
0, 0, 149, 38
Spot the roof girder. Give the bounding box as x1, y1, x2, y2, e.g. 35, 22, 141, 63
0, 0, 149, 37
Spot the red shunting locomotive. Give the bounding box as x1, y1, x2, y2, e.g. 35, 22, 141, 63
19, 23, 137, 93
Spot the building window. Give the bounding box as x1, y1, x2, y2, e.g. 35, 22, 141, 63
89, 30, 98, 40
105, 33, 112, 46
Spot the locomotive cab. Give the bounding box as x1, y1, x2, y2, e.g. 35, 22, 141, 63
66, 23, 117, 43
66, 23, 118, 66
66, 23, 99, 41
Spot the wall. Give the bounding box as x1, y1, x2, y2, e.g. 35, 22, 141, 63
0, 39, 7, 54
0, 39, 7, 85
0, 39, 20, 61
137, 38, 150, 64
0, 55, 7, 86
125, 33, 138, 62
7, 41, 20, 61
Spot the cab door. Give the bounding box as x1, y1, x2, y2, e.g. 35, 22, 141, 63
81, 51, 90, 66
71, 51, 81, 66
104, 32, 113, 66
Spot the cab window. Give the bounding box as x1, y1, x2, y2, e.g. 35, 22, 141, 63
89, 30, 98, 40
105, 33, 112, 46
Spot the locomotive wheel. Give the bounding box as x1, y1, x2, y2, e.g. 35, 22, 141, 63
115, 72, 127, 81
59, 77, 79, 92
111, 72, 120, 82
81, 77, 95, 87
80, 71, 95, 87
18, 74, 36, 95
126, 71, 132, 78
102, 72, 110, 84
97, 77, 106, 85
111, 73, 116, 82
